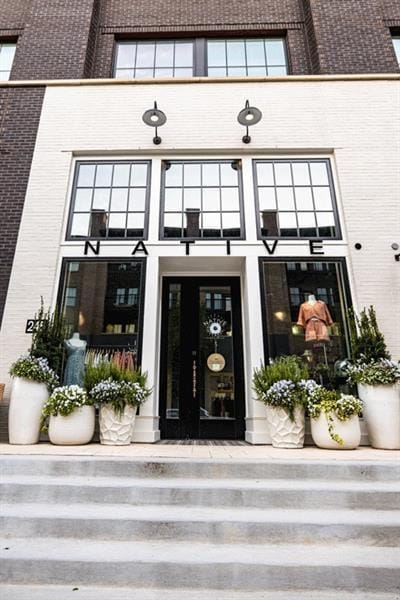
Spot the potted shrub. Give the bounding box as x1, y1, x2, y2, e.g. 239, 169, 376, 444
86, 363, 150, 446
307, 384, 362, 449
347, 359, 400, 449
253, 356, 311, 448
42, 385, 95, 445
8, 354, 59, 444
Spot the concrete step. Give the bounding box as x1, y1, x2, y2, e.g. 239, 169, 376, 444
2, 455, 400, 481
1, 503, 399, 546
2, 474, 400, 509
1, 538, 400, 592
1, 585, 398, 600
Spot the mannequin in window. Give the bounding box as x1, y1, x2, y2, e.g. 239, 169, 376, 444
63, 332, 87, 386
296, 294, 333, 342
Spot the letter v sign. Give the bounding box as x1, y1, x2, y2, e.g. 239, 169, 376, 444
262, 240, 278, 255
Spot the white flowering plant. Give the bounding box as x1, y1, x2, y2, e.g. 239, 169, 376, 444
307, 384, 363, 445
9, 354, 59, 391
346, 359, 400, 386
262, 378, 317, 421
42, 385, 91, 421
89, 377, 149, 415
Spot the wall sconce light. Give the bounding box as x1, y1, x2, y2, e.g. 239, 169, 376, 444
142, 101, 167, 145
237, 100, 262, 144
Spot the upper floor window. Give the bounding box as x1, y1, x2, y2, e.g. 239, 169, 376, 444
115, 40, 194, 78
114, 37, 288, 79
393, 36, 400, 66
254, 159, 340, 239
161, 160, 244, 239
68, 161, 150, 240
0, 43, 16, 80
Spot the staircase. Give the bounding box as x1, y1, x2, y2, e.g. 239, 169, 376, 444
1, 455, 400, 599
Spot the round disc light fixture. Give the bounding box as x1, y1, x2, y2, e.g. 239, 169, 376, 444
142, 101, 167, 145
237, 100, 262, 144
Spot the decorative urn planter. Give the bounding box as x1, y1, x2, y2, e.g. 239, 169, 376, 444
8, 377, 49, 444
358, 383, 400, 450
311, 413, 361, 450
48, 405, 95, 445
266, 405, 305, 448
99, 404, 137, 445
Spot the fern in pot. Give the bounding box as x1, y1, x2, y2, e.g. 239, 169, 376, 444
253, 356, 312, 448
42, 385, 95, 445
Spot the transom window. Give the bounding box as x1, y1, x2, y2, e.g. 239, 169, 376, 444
161, 160, 243, 239
393, 36, 400, 66
115, 41, 194, 78
68, 161, 150, 240
254, 159, 339, 239
0, 43, 16, 80
207, 38, 287, 76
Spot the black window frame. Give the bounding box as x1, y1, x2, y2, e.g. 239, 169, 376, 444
159, 158, 246, 241
253, 158, 342, 241
67, 160, 151, 241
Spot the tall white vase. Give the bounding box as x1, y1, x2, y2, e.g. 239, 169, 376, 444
48, 405, 95, 445
266, 405, 305, 448
99, 404, 137, 445
358, 383, 400, 449
8, 377, 49, 444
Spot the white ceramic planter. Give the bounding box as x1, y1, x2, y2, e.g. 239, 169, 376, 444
358, 383, 400, 449
99, 404, 137, 445
48, 405, 95, 445
266, 405, 305, 448
311, 413, 361, 450
8, 377, 49, 444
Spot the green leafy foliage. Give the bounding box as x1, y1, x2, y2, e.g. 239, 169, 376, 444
9, 354, 59, 391
307, 385, 362, 445
347, 359, 400, 386
84, 362, 148, 392
30, 299, 69, 376
253, 355, 310, 400
347, 306, 390, 363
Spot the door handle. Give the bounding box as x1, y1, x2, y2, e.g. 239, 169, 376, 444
192, 359, 197, 398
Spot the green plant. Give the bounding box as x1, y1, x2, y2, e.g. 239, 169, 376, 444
84, 362, 148, 392
347, 306, 390, 363
307, 385, 363, 445
30, 299, 69, 375
42, 385, 90, 418
347, 359, 400, 386
253, 355, 309, 400
9, 354, 59, 391
89, 378, 150, 415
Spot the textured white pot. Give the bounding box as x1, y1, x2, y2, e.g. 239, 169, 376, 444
8, 377, 49, 444
358, 383, 400, 449
311, 413, 361, 450
48, 405, 95, 445
266, 405, 305, 448
99, 404, 137, 445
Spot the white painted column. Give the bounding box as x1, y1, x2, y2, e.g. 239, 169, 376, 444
242, 255, 271, 444
132, 255, 161, 442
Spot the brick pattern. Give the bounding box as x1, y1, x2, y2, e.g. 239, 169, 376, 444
0, 87, 45, 325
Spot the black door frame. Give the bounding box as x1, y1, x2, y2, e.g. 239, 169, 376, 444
159, 276, 246, 440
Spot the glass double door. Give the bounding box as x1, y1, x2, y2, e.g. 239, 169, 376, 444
159, 277, 245, 439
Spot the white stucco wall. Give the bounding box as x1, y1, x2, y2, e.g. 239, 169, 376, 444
0, 78, 399, 441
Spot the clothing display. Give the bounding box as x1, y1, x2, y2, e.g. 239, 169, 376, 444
296, 300, 334, 343
63, 339, 87, 386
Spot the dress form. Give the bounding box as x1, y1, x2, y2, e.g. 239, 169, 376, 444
63, 332, 87, 386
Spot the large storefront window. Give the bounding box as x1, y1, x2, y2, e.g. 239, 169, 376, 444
260, 259, 351, 387
59, 260, 145, 364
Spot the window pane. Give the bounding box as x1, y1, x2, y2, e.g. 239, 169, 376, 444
129, 188, 146, 212
267, 66, 287, 76
164, 213, 182, 237
116, 44, 136, 69
127, 213, 145, 236
257, 163, 274, 185
165, 188, 182, 212
71, 213, 90, 237
392, 38, 400, 64
183, 188, 201, 210
113, 164, 130, 187
110, 188, 128, 212
131, 164, 148, 186
115, 69, 134, 79
78, 164, 95, 187
74, 189, 92, 212
265, 40, 286, 66
174, 68, 193, 77
258, 188, 276, 211
155, 43, 174, 67
279, 212, 297, 236
0, 44, 16, 71
95, 164, 113, 187
136, 43, 155, 68
298, 212, 316, 228
295, 187, 313, 210
208, 41, 226, 66
202, 188, 220, 211
208, 67, 227, 77
135, 68, 154, 78
155, 68, 174, 77
203, 213, 221, 236
292, 163, 310, 185
165, 163, 183, 187
313, 187, 333, 210
175, 43, 193, 67
221, 188, 240, 211
274, 163, 292, 185
184, 164, 201, 186
92, 188, 110, 211
220, 163, 238, 186
310, 162, 329, 185
277, 187, 295, 210
222, 213, 241, 236
248, 66, 267, 76
202, 163, 220, 186
227, 41, 246, 66
227, 67, 246, 76
316, 212, 335, 227
108, 213, 126, 236
246, 40, 265, 65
